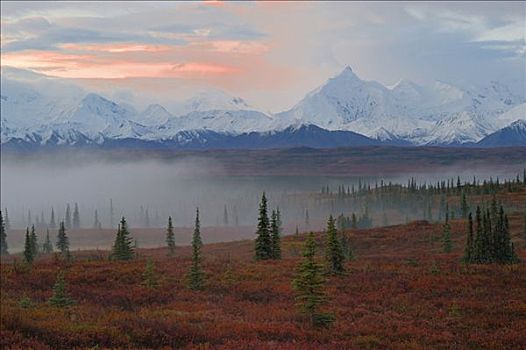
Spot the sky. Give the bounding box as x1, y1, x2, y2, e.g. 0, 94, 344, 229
1, 1, 525, 112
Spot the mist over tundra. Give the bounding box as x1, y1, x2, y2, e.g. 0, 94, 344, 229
2, 148, 525, 252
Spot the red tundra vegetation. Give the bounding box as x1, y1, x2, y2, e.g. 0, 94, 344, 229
1, 214, 525, 349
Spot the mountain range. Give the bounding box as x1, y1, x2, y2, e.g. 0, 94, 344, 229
1, 66, 525, 150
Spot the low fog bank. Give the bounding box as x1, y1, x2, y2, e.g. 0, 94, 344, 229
1, 150, 525, 251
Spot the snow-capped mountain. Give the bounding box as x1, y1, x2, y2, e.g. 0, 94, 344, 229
495, 103, 526, 128
134, 104, 173, 126
180, 89, 252, 114
1, 66, 524, 149
1, 73, 274, 145
477, 120, 526, 147
275, 67, 523, 145
158, 109, 273, 137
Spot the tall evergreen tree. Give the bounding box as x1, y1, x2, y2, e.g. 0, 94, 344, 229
325, 215, 345, 274
460, 192, 469, 219
351, 213, 357, 229
442, 212, 452, 253
56, 221, 70, 258
65, 204, 71, 229
254, 193, 272, 260
72, 203, 80, 229
23, 228, 33, 264
166, 216, 176, 256
292, 232, 330, 326
3, 208, 10, 231
0, 211, 8, 255
468, 205, 518, 264
109, 198, 115, 228
43, 229, 53, 254
49, 208, 56, 229
111, 217, 134, 261
48, 272, 75, 307
30, 225, 39, 256
270, 209, 281, 259
223, 205, 229, 226
188, 208, 204, 290
463, 212, 474, 262
93, 209, 100, 229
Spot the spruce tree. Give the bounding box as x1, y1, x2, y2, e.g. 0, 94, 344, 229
325, 215, 345, 274
30, 225, 39, 256
463, 212, 474, 263
49, 208, 56, 229
292, 232, 332, 326
3, 208, 9, 231
65, 204, 71, 229
73, 203, 80, 229
523, 207, 526, 248
48, 272, 75, 307
111, 217, 134, 261
142, 258, 159, 289
351, 213, 357, 229
23, 228, 33, 264
270, 209, 281, 259
109, 198, 114, 228
460, 192, 469, 219
166, 216, 176, 256
254, 193, 272, 260
223, 205, 229, 226
0, 211, 8, 255
56, 221, 70, 258
93, 209, 100, 229
119, 217, 134, 259
188, 208, 204, 290
43, 229, 53, 254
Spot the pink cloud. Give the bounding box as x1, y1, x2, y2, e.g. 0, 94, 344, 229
61, 43, 172, 53
1, 49, 238, 79
207, 40, 269, 54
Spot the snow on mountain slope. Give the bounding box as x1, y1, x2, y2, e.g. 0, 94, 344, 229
495, 103, 526, 128
158, 109, 273, 137
477, 119, 526, 147
64, 93, 145, 139
0, 78, 81, 129
275, 66, 393, 130
275, 67, 522, 144
424, 111, 494, 145
181, 89, 252, 114
134, 104, 173, 126
1, 66, 524, 148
